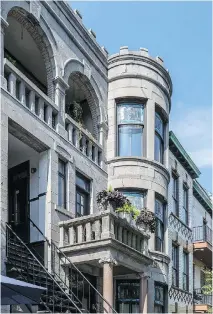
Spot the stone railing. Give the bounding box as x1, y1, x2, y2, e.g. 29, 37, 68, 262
59, 209, 149, 255
3, 58, 59, 130
65, 114, 103, 168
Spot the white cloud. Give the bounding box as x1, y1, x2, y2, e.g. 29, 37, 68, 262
170, 104, 212, 168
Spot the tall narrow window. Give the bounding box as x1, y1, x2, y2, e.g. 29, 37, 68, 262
172, 172, 178, 216
117, 102, 144, 157
172, 244, 178, 287
121, 190, 145, 210
183, 251, 189, 291
155, 198, 164, 252
76, 173, 90, 217
154, 283, 165, 313
183, 184, 188, 225
155, 113, 164, 164
58, 159, 66, 208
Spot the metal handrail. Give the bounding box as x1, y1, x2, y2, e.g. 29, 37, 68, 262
194, 288, 212, 305
52, 241, 117, 313
6, 223, 82, 313
193, 225, 212, 245
27, 218, 117, 313
27, 216, 50, 246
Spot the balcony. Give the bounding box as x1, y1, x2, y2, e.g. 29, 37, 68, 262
65, 114, 103, 168
58, 208, 153, 274
3, 58, 104, 169
194, 289, 212, 313
193, 226, 212, 268
3, 58, 59, 130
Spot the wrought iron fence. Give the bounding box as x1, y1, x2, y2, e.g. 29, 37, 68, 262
194, 288, 212, 305
193, 225, 212, 245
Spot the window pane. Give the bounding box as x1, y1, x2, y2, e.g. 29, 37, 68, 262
59, 159, 65, 175
76, 174, 90, 192
58, 176, 65, 207
155, 199, 164, 222
122, 191, 144, 209
118, 125, 142, 157
117, 103, 144, 124
155, 134, 163, 163
155, 113, 163, 137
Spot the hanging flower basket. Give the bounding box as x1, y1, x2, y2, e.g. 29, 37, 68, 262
136, 208, 156, 233
96, 189, 130, 211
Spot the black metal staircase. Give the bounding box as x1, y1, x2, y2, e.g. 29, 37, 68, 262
5, 223, 116, 313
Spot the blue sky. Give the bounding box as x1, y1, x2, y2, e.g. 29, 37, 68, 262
71, 1, 212, 192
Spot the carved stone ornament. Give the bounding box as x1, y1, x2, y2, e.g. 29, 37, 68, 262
30, 1, 41, 22
99, 257, 118, 266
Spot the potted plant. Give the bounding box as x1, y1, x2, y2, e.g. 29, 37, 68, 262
136, 208, 156, 233
115, 203, 136, 223
96, 186, 130, 211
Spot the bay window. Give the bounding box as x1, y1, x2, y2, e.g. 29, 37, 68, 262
117, 102, 144, 157
155, 113, 164, 163
121, 190, 146, 210
155, 198, 165, 252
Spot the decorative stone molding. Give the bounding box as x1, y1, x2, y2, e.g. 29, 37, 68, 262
99, 257, 118, 266
30, 1, 41, 22
55, 144, 73, 162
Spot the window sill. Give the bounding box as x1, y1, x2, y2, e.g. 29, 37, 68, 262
55, 206, 74, 219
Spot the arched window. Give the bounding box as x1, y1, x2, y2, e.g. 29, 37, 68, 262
154, 112, 164, 163
117, 101, 144, 157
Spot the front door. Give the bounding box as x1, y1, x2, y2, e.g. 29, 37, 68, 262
116, 280, 140, 313
8, 161, 29, 242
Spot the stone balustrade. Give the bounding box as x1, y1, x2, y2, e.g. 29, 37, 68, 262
4, 58, 59, 130
65, 114, 103, 168
59, 208, 150, 255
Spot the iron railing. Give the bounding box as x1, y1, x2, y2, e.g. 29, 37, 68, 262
28, 217, 117, 313
194, 288, 212, 305
6, 223, 83, 313
193, 225, 212, 245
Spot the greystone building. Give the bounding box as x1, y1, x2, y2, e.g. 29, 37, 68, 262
0, 1, 212, 313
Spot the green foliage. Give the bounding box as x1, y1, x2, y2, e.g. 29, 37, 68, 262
201, 269, 212, 313
115, 203, 137, 216
136, 208, 156, 233
107, 185, 113, 192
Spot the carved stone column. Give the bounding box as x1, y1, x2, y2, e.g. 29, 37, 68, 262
139, 272, 150, 314
99, 257, 117, 313
53, 76, 69, 134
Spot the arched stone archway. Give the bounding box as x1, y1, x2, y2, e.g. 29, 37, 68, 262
63, 59, 104, 139
5, 6, 56, 100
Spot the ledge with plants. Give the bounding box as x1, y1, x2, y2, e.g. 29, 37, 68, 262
96, 187, 156, 234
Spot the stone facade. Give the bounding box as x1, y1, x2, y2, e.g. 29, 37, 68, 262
0, 1, 212, 313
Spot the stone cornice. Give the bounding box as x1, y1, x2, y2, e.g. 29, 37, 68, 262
193, 180, 212, 216
107, 156, 170, 183
108, 73, 171, 110
108, 53, 172, 96
169, 131, 201, 179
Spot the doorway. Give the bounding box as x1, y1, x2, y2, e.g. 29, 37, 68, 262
8, 161, 30, 242
116, 280, 140, 313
